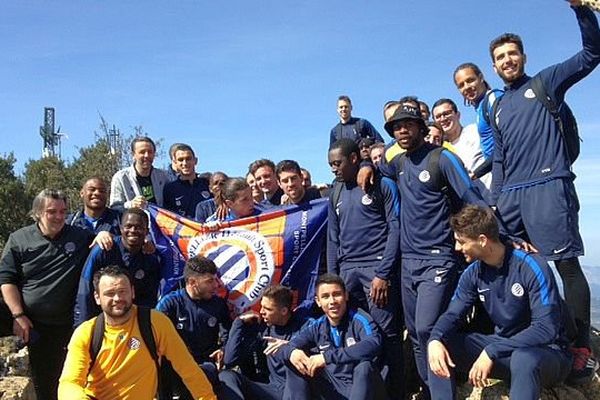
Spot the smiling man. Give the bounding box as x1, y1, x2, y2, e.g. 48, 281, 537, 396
59, 266, 216, 400
74, 207, 161, 326
110, 136, 172, 210
68, 176, 122, 235
275, 160, 321, 206
488, 1, 600, 381
427, 205, 572, 400
281, 273, 386, 400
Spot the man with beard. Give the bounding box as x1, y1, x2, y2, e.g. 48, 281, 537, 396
58, 266, 216, 399
0, 189, 113, 400
68, 176, 121, 235
74, 207, 161, 326
488, 0, 600, 382
157, 256, 231, 399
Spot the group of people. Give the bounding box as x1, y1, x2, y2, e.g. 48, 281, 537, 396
0, 2, 599, 400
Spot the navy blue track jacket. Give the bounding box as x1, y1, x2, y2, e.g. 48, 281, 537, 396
156, 289, 231, 363
429, 247, 569, 360
327, 177, 400, 279
224, 312, 308, 387
281, 308, 382, 382
380, 143, 489, 260
491, 6, 600, 202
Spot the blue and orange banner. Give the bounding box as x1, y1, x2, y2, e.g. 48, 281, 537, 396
148, 199, 328, 313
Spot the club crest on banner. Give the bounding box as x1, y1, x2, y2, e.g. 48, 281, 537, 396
188, 229, 275, 312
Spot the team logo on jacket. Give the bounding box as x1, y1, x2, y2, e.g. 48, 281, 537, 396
128, 337, 141, 350
361, 194, 373, 206
524, 89, 536, 99
188, 229, 275, 313
202, 191, 211, 199
419, 170, 431, 183
64, 242, 76, 254
134, 269, 145, 280
511, 283, 525, 297
208, 317, 217, 328
346, 337, 356, 347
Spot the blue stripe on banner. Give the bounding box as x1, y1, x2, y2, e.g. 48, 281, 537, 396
514, 250, 550, 306
441, 150, 472, 187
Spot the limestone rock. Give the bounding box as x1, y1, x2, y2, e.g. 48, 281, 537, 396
0, 376, 36, 400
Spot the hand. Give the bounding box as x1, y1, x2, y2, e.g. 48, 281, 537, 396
428, 340, 455, 378
290, 349, 311, 376
209, 349, 224, 370
469, 171, 476, 180
370, 277, 389, 307
13, 315, 33, 344
468, 350, 493, 388
238, 311, 260, 324
357, 166, 375, 193
91, 231, 114, 250
263, 336, 289, 356
130, 195, 148, 209
142, 238, 156, 254
216, 204, 229, 221
511, 239, 538, 253
307, 354, 326, 377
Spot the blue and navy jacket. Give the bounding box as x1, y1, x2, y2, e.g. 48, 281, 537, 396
224, 312, 308, 388
67, 207, 122, 235
380, 142, 489, 260
74, 236, 161, 326
330, 117, 384, 147
430, 247, 569, 360
195, 198, 217, 223
163, 175, 212, 218
327, 177, 400, 280
281, 308, 382, 382
491, 6, 600, 202
156, 289, 231, 363
472, 89, 503, 178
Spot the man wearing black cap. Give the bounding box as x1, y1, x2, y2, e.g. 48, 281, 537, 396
371, 104, 494, 398
357, 137, 374, 161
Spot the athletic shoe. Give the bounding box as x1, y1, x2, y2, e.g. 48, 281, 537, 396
566, 347, 599, 386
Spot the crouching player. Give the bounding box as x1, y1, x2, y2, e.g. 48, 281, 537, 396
280, 274, 387, 400
427, 205, 572, 400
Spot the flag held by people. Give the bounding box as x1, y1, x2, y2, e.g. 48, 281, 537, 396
148, 199, 328, 313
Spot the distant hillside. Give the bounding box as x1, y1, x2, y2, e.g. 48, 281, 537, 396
583, 265, 600, 327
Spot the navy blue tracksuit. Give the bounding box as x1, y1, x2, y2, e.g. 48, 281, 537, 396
428, 247, 572, 400
163, 175, 212, 218
74, 236, 161, 326
280, 309, 386, 400
67, 207, 121, 235
157, 290, 231, 399
327, 177, 402, 397
380, 143, 491, 391
219, 312, 308, 400
491, 6, 600, 260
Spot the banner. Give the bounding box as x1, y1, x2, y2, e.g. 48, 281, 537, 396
148, 199, 328, 313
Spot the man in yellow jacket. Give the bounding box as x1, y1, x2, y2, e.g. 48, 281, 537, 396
58, 265, 216, 400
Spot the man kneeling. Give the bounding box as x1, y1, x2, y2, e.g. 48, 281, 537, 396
280, 273, 387, 400
427, 205, 572, 400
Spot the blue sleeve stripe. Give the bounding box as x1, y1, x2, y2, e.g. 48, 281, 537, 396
441, 150, 472, 188
514, 250, 550, 306
353, 312, 373, 336
381, 177, 401, 216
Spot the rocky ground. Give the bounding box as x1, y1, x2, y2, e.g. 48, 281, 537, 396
0, 330, 599, 400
